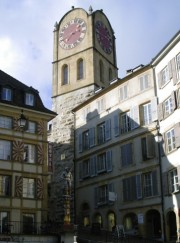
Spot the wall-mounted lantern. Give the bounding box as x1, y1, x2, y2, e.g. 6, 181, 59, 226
17, 110, 27, 128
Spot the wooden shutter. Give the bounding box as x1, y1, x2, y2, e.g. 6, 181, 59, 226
162, 172, 169, 196
146, 134, 155, 158
168, 61, 173, 79
36, 178, 44, 199
176, 88, 180, 107
89, 127, 95, 147
157, 72, 162, 89
90, 155, 97, 177
78, 133, 82, 152
37, 145, 44, 164
170, 57, 178, 85
122, 179, 128, 201
158, 103, 164, 121
152, 170, 158, 196
114, 114, 120, 136
151, 97, 158, 122
177, 166, 180, 188
174, 123, 180, 148
15, 176, 23, 197
130, 105, 140, 129
106, 150, 112, 172
105, 119, 111, 141
171, 91, 177, 110
136, 174, 142, 199
12, 141, 24, 161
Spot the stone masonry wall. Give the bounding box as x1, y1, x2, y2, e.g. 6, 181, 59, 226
48, 85, 95, 224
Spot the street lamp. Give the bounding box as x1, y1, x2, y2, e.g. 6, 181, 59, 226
17, 110, 27, 129
155, 125, 166, 242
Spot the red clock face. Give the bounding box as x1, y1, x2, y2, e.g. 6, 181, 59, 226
59, 18, 87, 49
95, 20, 112, 54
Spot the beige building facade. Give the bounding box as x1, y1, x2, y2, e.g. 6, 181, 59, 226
0, 70, 56, 241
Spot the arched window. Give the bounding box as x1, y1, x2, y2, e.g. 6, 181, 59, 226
62, 64, 68, 85
109, 68, 112, 81
99, 60, 104, 82
77, 59, 84, 80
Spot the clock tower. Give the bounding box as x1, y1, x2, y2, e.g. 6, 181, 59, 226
49, 6, 118, 225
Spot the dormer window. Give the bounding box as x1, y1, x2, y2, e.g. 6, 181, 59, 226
25, 93, 34, 106
2, 87, 12, 101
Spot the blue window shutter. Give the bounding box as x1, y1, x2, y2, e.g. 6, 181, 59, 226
136, 174, 142, 199
106, 150, 112, 172
105, 119, 111, 140
79, 133, 82, 152
89, 127, 95, 147
114, 114, 120, 136
90, 155, 97, 177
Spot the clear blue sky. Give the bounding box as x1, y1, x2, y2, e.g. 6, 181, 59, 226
0, 0, 179, 109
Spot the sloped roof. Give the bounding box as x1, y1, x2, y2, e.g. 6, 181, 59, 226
0, 69, 56, 116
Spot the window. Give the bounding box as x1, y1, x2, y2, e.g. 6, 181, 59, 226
62, 64, 68, 85
139, 74, 150, 91
121, 143, 133, 167
121, 111, 131, 134
82, 130, 89, 150
0, 116, 12, 129
23, 178, 35, 198
95, 183, 114, 206
119, 85, 128, 101
123, 175, 142, 202
27, 121, 36, 133
79, 127, 95, 152
23, 213, 35, 234
79, 155, 96, 180
143, 173, 153, 197
161, 66, 169, 87
166, 128, 175, 153
169, 169, 179, 193
141, 135, 155, 160
164, 96, 173, 116
0, 212, 9, 234
77, 59, 84, 80
97, 120, 111, 144
0, 140, 11, 160
97, 98, 105, 113
23, 144, 36, 163
141, 102, 152, 125
0, 175, 11, 196
25, 93, 34, 106
97, 151, 112, 173
143, 171, 158, 197
99, 60, 104, 82
2, 87, 12, 101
